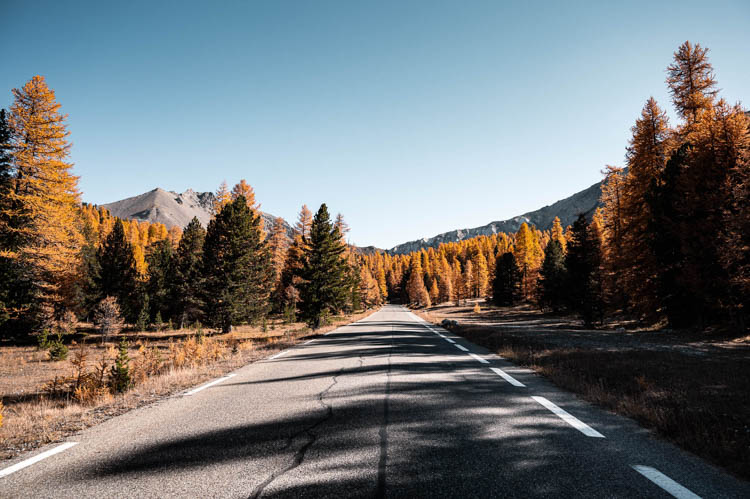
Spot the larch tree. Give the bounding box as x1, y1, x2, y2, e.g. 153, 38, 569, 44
513, 223, 543, 301
231, 179, 260, 211
213, 180, 231, 214
406, 253, 431, 308
203, 196, 273, 333
550, 216, 566, 253
267, 216, 288, 287
294, 204, 313, 239
3, 76, 83, 323
666, 41, 717, 127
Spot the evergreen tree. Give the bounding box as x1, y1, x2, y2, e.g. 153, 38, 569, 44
565, 215, 604, 327
203, 196, 272, 333
538, 240, 566, 313
145, 239, 173, 323
96, 220, 140, 323
169, 217, 206, 327
492, 252, 521, 306
298, 204, 350, 327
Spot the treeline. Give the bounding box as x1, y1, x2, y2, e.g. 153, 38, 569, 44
373, 41, 749, 331
0, 76, 382, 340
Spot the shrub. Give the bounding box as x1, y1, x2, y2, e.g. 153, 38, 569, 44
57, 310, 78, 336
37, 329, 51, 350
48, 333, 69, 361
136, 301, 149, 332
473, 303, 481, 313
152, 311, 163, 331
110, 337, 132, 393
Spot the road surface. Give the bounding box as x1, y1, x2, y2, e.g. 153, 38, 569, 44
1, 305, 748, 498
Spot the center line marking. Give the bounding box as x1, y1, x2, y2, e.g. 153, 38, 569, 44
632, 465, 701, 499
444, 338, 455, 344
184, 374, 236, 396
490, 367, 525, 387
454, 344, 469, 351
468, 352, 489, 364
531, 396, 605, 438
0, 442, 78, 478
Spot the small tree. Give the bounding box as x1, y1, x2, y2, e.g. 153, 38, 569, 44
93, 296, 124, 344
110, 337, 132, 393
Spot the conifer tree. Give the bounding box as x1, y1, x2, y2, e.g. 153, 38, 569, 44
145, 239, 173, 323
294, 204, 313, 239
96, 220, 140, 323
298, 204, 350, 327
492, 252, 521, 306
406, 254, 431, 307
213, 180, 231, 214
514, 223, 543, 301
550, 217, 566, 253
268, 216, 288, 291
203, 196, 273, 333
2, 76, 83, 322
538, 239, 566, 313
666, 41, 717, 126
169, 217, 206, 328
565, 215, 604, 327
230, 180, 260, 211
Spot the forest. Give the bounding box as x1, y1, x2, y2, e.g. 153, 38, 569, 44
366, 41, 749, 332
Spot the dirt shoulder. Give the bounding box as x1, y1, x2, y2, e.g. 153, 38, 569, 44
416, 301, 750, 481
1, 308, 379, 462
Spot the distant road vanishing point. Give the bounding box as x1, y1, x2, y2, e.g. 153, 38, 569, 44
1, 305, 747, 498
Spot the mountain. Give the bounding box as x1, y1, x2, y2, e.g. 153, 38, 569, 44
100, 188, 294, 237
389, 179, 604, 254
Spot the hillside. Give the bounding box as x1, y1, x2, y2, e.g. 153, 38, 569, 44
101, 188, 294, 237
389, 179, 603, 254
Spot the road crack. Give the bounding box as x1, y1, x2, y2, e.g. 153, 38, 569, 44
248, 369, 342, 499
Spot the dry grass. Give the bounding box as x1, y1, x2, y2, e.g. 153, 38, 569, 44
418, 303, 750, 480
1, 309, 378, 461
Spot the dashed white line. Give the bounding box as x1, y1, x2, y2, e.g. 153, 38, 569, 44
268, 350, 289, 360
444, 338, 456, 344
531, 396, 605, 438
490, 367, 525, 387
304, 339, 315, 344
454, 344, 469, 352
468, 352, 489, 364
184, 374, 237, 396
632, 465, 701, 499
0, 442, 78, 478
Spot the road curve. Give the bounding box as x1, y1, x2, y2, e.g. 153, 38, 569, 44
1, 305, 748, 498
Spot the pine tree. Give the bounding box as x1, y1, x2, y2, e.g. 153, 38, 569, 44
169, 217, 205, 328
96, 220, 140, 323
298, 204, 350, 327
492, 252, 521, 306
2, 76, 83, 324
203, 196, 273, 333
538, 239, 566, 313
565, 215, 604, 327
110, 337, 132, 393
145, 239, 173, 323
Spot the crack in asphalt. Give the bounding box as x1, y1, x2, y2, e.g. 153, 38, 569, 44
248, 368, 342, 499
376, 326, 394, 499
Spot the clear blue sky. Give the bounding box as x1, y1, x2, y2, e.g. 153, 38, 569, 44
2, 1, 748, 249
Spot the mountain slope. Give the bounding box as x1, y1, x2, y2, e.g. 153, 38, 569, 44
389, 179, 603, 254
101, 188, 293, 237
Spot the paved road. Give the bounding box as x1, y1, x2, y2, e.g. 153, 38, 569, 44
1, 305, 748, 498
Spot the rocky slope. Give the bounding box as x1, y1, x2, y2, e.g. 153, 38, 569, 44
389, 179, 603, 254
101, 188, 294, 237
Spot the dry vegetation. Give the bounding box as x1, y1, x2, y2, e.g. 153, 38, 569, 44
0, 309, 377, 461
417, 300, 750, 480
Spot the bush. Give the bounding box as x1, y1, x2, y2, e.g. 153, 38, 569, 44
37, 329, 51, 350
94, 297, 125, 344
48, 333, 68, 361
110, 337, 132, 393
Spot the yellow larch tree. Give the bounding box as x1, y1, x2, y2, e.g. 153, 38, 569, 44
213, 180, 231, 213
550, 216, 566, 253
231, 179, 260, 211
294, 204, 313, 239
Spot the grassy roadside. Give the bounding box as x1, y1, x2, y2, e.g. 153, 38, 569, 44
417, 304, 750, 481
1, 308, 379, 462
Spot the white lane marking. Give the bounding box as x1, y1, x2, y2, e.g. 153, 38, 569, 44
454, 344, 469, 352
468, 352, 489, 364
444, 338, 456, 344
304, 339, 315, 344
531, 396, 605, 438
184, 374, 237, 396
632, 465, 701, 499
269, 350, 289, 360
0, 442, 78, 478
490, 367, 525, 387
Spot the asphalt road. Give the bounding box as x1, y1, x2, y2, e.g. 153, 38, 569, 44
1, 305, 748, 498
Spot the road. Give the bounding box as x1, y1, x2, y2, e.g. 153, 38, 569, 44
1, 305, 748, 498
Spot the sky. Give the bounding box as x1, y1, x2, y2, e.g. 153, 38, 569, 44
2, 0, 749, 249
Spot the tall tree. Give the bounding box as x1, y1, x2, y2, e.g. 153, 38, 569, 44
230, 179, 260, 211
3, 76, 83, 321
213, 180, 231, 214
203, 196, 272, 333
514, 223, 543, 301
492, 252, 521, 306
537, 239, 566, 313
666, 41, 717, 126
169, 217, 206, 328
96, 220, 140, 323
298, 204, 350, 327
406, 253, 431, 307
294, 204, 313, 239
144, 239, 173, 323
565, 215, 604, 327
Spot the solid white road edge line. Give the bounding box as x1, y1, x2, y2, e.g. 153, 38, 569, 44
304, 339, 315, 344
632, 465, 701, 499
269, 350, 289, 360
468, 352, 489, 364
455, 344, 469, 352
0, 442, 78, 478
184, 374, 237, 396
490, 367, 525, 387
531, 396, 605, 438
